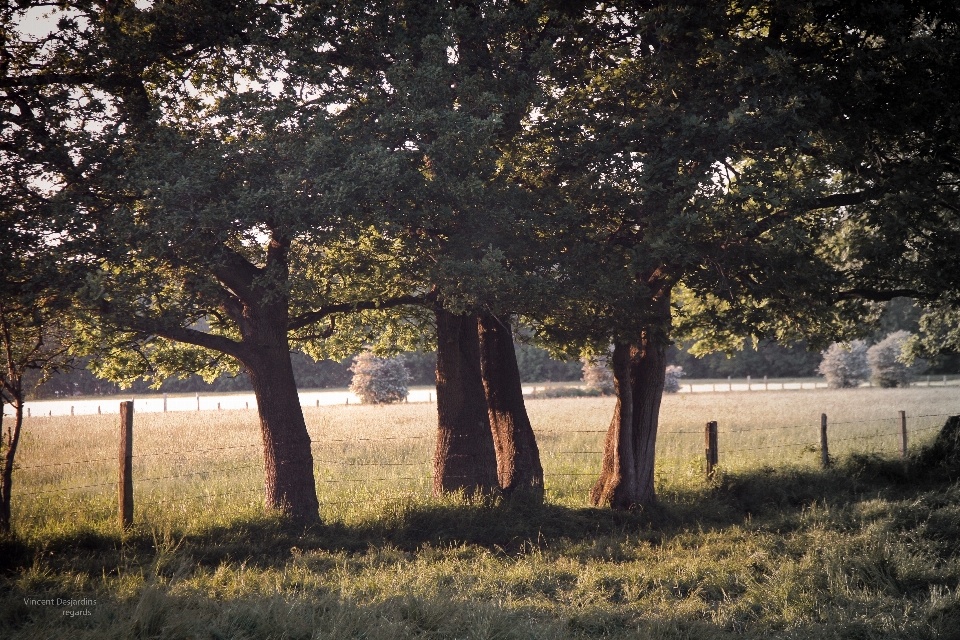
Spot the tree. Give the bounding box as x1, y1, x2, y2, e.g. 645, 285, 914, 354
0, 299, 76, 534
329, 0, 570, 499
349, 352, 410, 404
478, 314, 543, 499
818, 341, 870, 388
0, 180, 79, 534
521, 0, 960, 509
2, 0, 435, 522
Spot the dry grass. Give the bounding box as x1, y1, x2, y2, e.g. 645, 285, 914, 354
2, 386, 960, 638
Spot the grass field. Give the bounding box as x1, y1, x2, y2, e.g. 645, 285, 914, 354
2, 386, 960, 638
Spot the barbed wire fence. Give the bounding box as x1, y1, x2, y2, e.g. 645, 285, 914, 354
10, 405, 959, 526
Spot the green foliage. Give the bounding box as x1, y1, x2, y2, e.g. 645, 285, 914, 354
904, 306, 960, 364
514, 345, 582, 383
520, 1, 960, 359
397, 351, 438, 387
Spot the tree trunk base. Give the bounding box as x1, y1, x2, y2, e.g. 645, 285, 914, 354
478, 313, 544, 501
434, 310, 500, 497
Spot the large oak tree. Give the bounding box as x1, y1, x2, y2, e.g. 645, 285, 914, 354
521, 0, 960, 508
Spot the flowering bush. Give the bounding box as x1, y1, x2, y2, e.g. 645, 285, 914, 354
867, 331, 926, 388
663, 365, 685, 393
349, 351, 410, 404
581, 356, 614, 395
817, 340, 870, 388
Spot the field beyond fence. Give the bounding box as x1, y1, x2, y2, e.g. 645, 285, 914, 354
4, 386, 960, 640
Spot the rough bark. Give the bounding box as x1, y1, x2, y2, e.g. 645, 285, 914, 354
199, 239, 321, 523
244, 342, 320, 522
433, 309, 500, 496
147, 311, 321, 522
589, 342, 635, 508
590, 329, 668, 509
0, 401, 20, 534
627, 326, 668, 505
477, 313, 544, 500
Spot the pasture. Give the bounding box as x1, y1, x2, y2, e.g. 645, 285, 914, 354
2, 386, 960, 638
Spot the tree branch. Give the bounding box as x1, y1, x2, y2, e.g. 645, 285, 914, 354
206, 244, 262, 307
832, 288, 923, 302
807, 191, 877, 210
127, 318, 248, 361
0, 73, 98, 89
288, 294, 430, 332
722, 190, 878, 249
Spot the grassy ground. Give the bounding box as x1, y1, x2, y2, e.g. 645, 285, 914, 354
2, 387, 960, 638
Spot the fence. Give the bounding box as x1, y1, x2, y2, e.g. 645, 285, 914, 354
14, 376, 960, 418
10, 403, 957, 528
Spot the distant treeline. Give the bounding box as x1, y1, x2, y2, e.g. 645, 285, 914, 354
31, 315, 960, 398
32, 345, 587, 398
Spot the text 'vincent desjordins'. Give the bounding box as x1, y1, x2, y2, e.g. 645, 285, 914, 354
23, 597, 97, 616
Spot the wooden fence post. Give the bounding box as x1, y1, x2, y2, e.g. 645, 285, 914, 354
727, 376, 732, 391
705, 421, 718, 478
764, 375, 768, 390
899, 410, 907, 458
820, 413, 829, 467
163, 393, 168, 412
119, 401, 134, 528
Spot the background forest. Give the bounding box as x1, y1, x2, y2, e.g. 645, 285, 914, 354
31, 298, 959, 397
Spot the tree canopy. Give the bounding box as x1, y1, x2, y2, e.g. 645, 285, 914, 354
3, 0, 959, 516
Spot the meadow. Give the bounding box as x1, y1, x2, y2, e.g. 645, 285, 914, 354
2, 386, 960, 638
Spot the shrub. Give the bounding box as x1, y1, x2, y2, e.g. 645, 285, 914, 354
663, 365, 685, 393
581, 356, 614, 395
817, 340, 870, 388
867, 331, 926, 388
349, 351, 410, 404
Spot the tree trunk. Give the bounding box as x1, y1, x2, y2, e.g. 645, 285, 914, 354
433, 309, 500, 496
589, 342, 635, 508
244, 342, 320, 523
590, 328, 667, 509
0, 400, 23, 534
477, 313, 544, 500
627, 325, 668, 505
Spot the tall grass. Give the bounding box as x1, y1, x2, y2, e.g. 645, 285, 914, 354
2, 386, 959, 638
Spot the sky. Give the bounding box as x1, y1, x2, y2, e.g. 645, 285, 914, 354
13, 2, 154, 40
